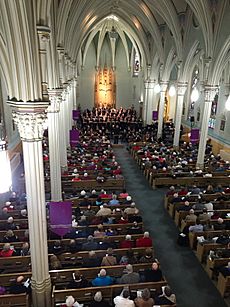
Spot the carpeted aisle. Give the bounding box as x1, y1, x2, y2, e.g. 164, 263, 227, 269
114, 146, 228, 307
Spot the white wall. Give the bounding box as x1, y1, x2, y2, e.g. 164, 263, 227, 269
78, 37, 143, 111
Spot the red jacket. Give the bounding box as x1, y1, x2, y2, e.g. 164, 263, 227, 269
136, 237, 152, 248
0, 249, 14, 257
120, 240, 133, 249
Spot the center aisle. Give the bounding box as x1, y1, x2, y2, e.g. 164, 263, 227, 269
114, 146, 228, 307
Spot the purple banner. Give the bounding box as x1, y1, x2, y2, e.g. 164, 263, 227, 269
152, 111, 158, 120
72, 110, 80, 120
190, 128, 199, 144
49, 201, 72, 237
70, 129, 80, 147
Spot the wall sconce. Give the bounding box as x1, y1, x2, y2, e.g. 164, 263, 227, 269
191, 87, 199, 102
154, 83, 161, 94
225, 95, 230, 111
169, 85, 176, 97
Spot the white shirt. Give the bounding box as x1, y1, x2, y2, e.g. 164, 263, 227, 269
113, 296, 135, 307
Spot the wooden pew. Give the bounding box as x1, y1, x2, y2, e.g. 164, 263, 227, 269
0, 293, 29, 307
152, 176, 230, 189
48, 233, 143, 247
217, 273, 230, 297
189, 230, 230, 250
0, 230, 27, 242
0, 255, 31, 273
60, 179, 125, 193
51, 281, 169, 306
196, 242, 224, 262
206, 257, 230, 279
0, 219, 28, 229
58, 247, 148, 267
49, 263, 151, 286
0, 272, 32, 287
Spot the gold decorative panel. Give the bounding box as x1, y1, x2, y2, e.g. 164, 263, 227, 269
94, 66, 116, 108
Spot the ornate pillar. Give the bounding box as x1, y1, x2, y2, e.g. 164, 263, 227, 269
196, 85, 218, 168
57, 47, 65, 86
9, 102, 51, 307
60, 91, 68, 169
67, 84, 73, 130
37, 26, 50, 101
73, 77, 77, 110
143, 80, 155, 125
157, 81, 168, 139
173, 82, 187, 148
47, 90, 62, 201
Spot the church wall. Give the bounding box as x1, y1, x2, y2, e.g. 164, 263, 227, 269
78, 38, 143, 111
1, 76, 20, 150
115, 39, 142, 110
162, 27, 176, 65
78, 42, 96, 110
211, 1, 230, 59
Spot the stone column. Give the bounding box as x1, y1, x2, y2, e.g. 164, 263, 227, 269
196, 85, 217, 168
173, 82, 187, 148
47, 90, 62, 201
157, 81, 168, 139
37, 26, 50, 101
67, 84, 73, 130
73, 77, 77, 110
57, 47, 65, 86
143, 80, 155, 125
9, 102, 51, 307
60, 92, 68, 169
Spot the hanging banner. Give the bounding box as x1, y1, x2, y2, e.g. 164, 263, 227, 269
49, 201, 72, 237
152, 111, 158, 120
70, 129, 80, 147
190, 128, 199, 144
72, 110, 80, 120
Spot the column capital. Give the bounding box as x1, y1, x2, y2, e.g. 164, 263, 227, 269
47, 90, 62, 113
37, 26, 50, 43
177, 82, 187, 96
144, 79, 155, 89
8, 101, 49, 141
204, 85, 218, 102
57, 47, 65, 57
160, 81, 168, 92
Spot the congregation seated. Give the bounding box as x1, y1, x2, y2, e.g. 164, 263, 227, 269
82, 235, 98, 251
50, 254, 62, 270
139, 248, 157, 264
119, 249, 138, 265
9, 275, 31, 295
113, 288, 135, 307
136, 232, 153, 248
154, 286, 176, 305
89, 291, 111, 307
3, 230, 20, 243
188, 219, 204, 233
68, 271, 90, 289
91, 268, 114, 286
143, 262, 163, 282
83, 251, 101, 268
101, 248, 117, 266
61, 295, 83, 307
120, 264, 140, 284
0, 243, 17, 257
120, 235, 133, 249
134, 288, 154, 307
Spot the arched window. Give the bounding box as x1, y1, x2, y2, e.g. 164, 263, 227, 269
188, 67, 199, 121
196, 107, 200, 122
133, 48, 140, 77
220, 114, 226, 132
208, 90, 219, 129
